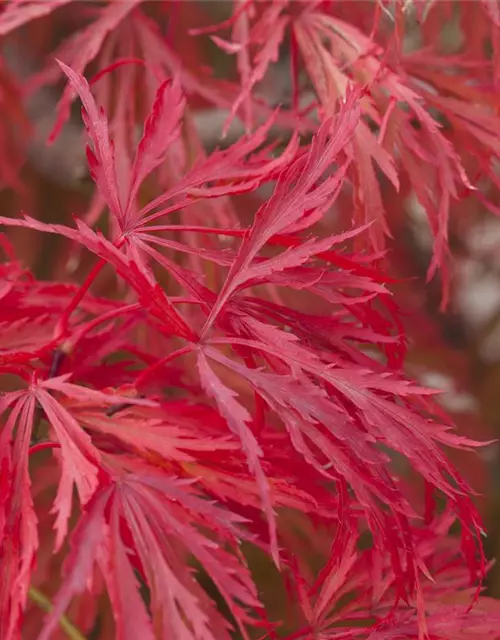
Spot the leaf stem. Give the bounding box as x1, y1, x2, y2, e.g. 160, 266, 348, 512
29, 441, 61, 456
54, 258, 107, 340
28, 586, 87, 640
134, 345, 192, 390
65, 302, 142, 351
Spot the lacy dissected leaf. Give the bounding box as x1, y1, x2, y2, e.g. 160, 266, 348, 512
37, 465, 261, 640
34, 385, 101, 548
0, 246, 141, 369
1, 5, 500, 639
224, 215, 363, 278
225, 1, 290, 132
0, 379, 100, 581
199, 337, 485, 604
125, 76, 185, 222
201, 88, 360, 333
130, 111, 300, 226
403, 51, 500, 219
228, 1, 500, 302
66, 396, 239, 463
59, 60, 186, 231
0, 374, 157, 558
197, 350, 278, 564
56, 63, 310, 311
0, 214, 200, 342
275, 509, 494, 638
0, 391, 38, 640
34, 487, 111, 640
57, 60, 124, 224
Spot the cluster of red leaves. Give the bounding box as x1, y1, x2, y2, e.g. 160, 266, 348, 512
1, 1, 500, 639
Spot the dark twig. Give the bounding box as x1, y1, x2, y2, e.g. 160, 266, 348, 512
30, 348, 66, 445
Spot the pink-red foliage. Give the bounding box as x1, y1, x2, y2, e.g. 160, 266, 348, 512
0, 1, 500, 639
